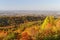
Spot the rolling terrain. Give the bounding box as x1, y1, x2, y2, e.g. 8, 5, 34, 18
0, 11, 60, 40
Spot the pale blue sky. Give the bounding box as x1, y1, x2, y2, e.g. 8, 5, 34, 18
0, 0, 60, 10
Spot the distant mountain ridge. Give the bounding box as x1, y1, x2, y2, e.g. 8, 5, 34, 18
0, 10, 60, 17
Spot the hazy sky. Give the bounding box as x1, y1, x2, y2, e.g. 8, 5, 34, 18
0, 0, 60, 11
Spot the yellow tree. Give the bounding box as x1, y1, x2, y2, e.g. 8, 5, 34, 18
40, 16, 54, 31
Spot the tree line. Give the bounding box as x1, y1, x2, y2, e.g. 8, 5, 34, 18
0, 16, 45, 27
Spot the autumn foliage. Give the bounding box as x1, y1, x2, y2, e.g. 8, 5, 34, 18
0, 16, 60, 40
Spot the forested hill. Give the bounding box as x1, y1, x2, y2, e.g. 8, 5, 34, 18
0, 16, 45, 27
